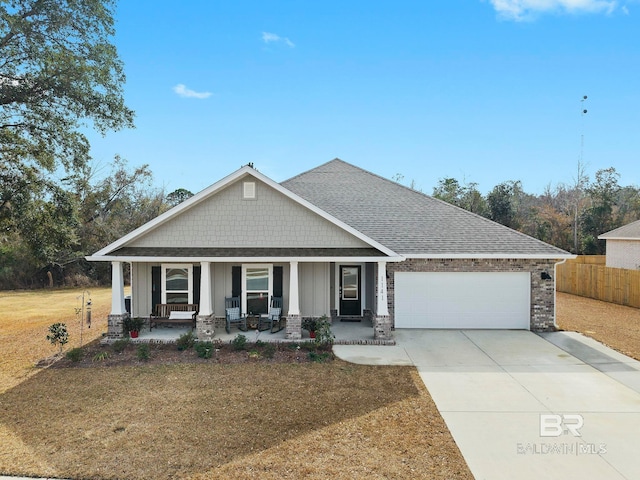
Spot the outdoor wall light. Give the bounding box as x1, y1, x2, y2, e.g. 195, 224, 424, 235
541, 272, 552, 280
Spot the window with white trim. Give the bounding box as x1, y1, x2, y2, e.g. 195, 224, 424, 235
242, 264, 272, 314
161, 264, 193, 304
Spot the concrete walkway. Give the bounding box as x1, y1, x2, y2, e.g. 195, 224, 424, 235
334, 330, 640, 480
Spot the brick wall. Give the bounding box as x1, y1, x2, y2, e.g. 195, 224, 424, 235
386, 258, 558, 331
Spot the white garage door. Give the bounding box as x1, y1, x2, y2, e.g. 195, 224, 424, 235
394, 272, 530, 329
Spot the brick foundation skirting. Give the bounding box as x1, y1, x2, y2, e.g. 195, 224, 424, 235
107, 313, 129, 340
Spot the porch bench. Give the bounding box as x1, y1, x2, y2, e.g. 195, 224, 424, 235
150, 303, 198, 331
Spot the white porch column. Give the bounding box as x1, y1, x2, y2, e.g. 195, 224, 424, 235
196, 261, 215, 341
199, 261, 213, 316
288, 261, 300, 315
111, 261, 126, 315
286, 261, 302, 340
377, 261, 390, 316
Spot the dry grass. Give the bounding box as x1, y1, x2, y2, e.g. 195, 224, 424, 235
556, 292, 640, 361
0, 288, 473, 480
0, 287, 115, 394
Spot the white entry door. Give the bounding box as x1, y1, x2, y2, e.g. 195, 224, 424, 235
394, 272, 530, 329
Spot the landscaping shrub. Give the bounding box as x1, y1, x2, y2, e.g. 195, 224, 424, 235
232, 334, 247, 351
136, 343, 150, 361
263, 343, 276, 359
92, 351, 109, 362
194, 341, 214, 359
65, 347, 84, 362
308, 351, 331, 363
176, 331, 196, 351
314, 316, 335, 346
112, 338, 129, 353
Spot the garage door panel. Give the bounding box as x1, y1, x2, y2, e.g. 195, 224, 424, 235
395, 272, 530, 329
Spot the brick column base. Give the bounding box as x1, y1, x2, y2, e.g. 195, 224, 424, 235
373, 315, 392, 340
286, 314, 302, 340
196, 314, 215, 341
107, 313, 129, 340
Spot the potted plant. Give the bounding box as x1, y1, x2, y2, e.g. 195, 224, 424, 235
302, 317, 319, 338
123, 317, 145, 338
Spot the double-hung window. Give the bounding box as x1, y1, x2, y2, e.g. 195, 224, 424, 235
161, 264, 192, 304
242, 264, 272, 314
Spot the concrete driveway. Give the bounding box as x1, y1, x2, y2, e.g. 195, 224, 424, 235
334, 330, 640, 480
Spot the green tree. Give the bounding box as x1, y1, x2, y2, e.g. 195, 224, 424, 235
433, 178, 464, 206
166, 188, 194, 207
581, 167, 622, 254
487, 182, 518, 229
433, 177, 488, 216
0, 0, 134, 174
0, 0, 134, 285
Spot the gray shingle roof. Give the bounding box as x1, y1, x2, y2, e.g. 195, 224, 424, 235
599, 219, 640, 239
282, 159, 570, 257
111, 247, 385, 257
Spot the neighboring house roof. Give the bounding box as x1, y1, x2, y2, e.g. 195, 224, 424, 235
282, 159, 571, 258
598, 219, 640, 240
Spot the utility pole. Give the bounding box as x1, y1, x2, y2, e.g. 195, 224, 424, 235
573, 95, 588, 253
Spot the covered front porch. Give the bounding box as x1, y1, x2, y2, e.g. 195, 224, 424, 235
106, 257, 398, 343
119, 313, 395, 345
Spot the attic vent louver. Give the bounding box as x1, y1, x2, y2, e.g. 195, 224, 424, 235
243, 181, 256, 199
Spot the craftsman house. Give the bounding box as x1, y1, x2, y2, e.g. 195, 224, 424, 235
87, 159, 573, 341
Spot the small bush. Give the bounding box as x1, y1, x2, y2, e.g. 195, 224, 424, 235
92, 351, 109, 362
195, 341, 214, 359
232, 334, 247, 351
263, 343, 276, 359
308, 351, 331, 363
66, 347, 84, 362
47, 323, 69, 354
112, 338, 129, 353
136, 343, 150, 361
176, 331, 196, 351
248, 350, 262, 359
301, 341, 318, 351
314, 316, 335, 346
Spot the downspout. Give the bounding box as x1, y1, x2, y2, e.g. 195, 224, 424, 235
553, 258, 569, 330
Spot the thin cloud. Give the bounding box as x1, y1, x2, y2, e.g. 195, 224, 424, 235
488, 0, 621, 20
173, 84, 212, 99
262, 31, 295, 48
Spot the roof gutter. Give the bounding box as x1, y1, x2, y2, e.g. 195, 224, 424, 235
404, 253, 576, 260
85, 255, 406, 263
552, 257, 571, 330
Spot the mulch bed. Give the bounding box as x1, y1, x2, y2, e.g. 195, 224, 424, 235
47, 337, 333, 368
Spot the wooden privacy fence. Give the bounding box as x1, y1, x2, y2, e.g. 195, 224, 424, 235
556, 256, 640, 308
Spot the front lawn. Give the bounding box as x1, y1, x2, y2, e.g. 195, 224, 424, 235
0, 361, 471, 480
0, 287, 472, 479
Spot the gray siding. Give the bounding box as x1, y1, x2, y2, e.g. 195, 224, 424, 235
299, 262, 330, 317
131, 262, 152, 318
128, 175, 369, 249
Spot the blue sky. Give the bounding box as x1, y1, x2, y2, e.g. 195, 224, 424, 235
86, 0, 640, 195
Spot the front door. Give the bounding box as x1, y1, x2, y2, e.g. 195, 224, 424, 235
339, 265, 361, 316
